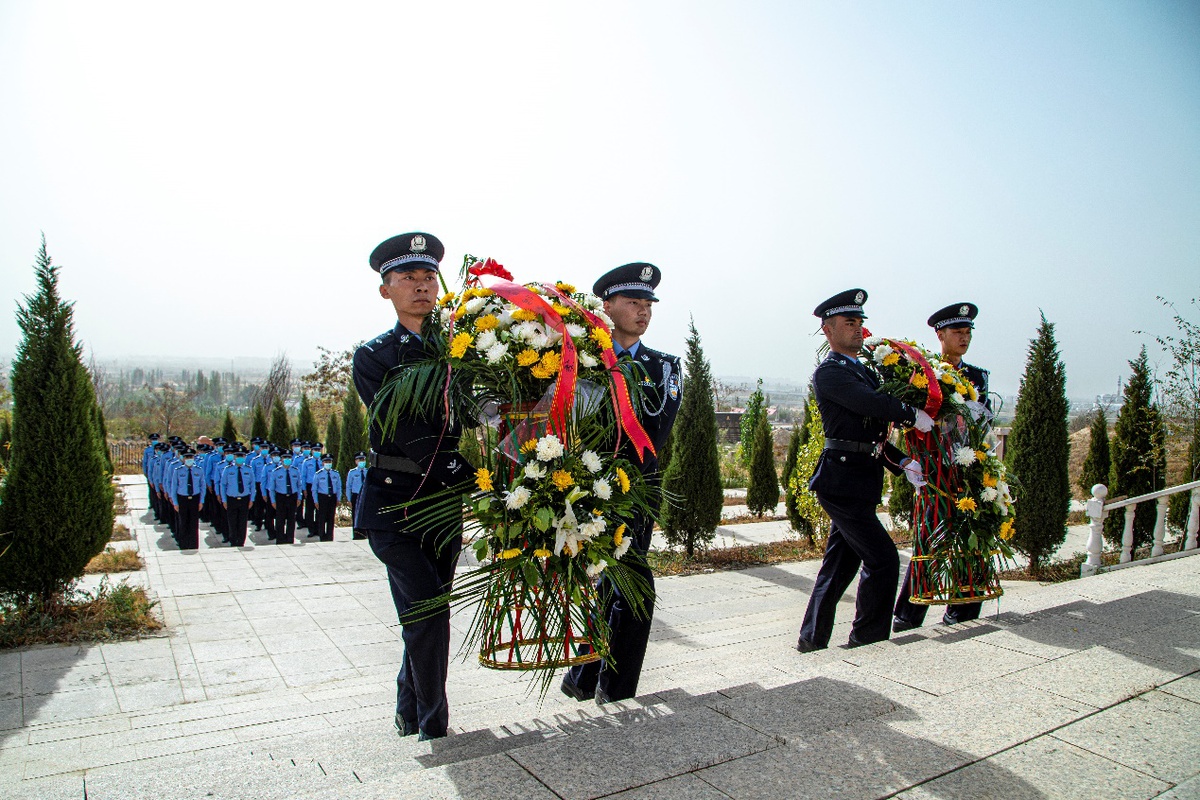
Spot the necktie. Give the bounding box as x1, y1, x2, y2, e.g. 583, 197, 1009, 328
237, 468, 244, 494
187, 471, 193, 495
286, 470, 292, 493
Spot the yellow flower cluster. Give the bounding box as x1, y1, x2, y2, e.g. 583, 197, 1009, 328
520, 438, 538, 454
613, 523, 626, 546
911, 373, 929, 389
551, 303, 571, 316
940, 373, 956, 385
974, 450, 987, 463
516, 348, 540, 367
882, 353, 900, 367
461, 287, 494, 300
590, 327, 613, 351
982, 472, 998, 488
551, 469, 574, 490
511, 308, 539, 322
555, 282, 576, 294
615, 467, 630, 494
474, 314, 499, 332
450, 332, 474, 358
475, 468, 493, 492
533, 548, 552, 558
531, 350, 562, 379
498, 548, 522, 560
438, 292, 457, 306
956, 497, 977, 512
999, 520, 1014, 540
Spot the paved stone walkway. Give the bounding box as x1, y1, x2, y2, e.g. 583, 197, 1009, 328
0, 477, 1197, 798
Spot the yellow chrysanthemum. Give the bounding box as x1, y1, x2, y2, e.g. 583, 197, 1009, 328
982, 473, 998, 488
590, 327, 613, 351
941, 372, 956, 385
911, 373, 929, 389
967, 384, 978, 401
551, 303, 571, 316
999, 520, 1014, 540
511, 308, 539, 322
613, 523, 626, 546
551, 470, 574, 490
474, 468, 493, 492
520, 438, 538, 454
438, 292, 457, 306
882, 353, 900, 367
531, 350, 562, 379
975, 450, 987, 463
555, 282, 576, 294
450, 332, 474, 359
499, 548, 522, 560
615, 467, 630, 494
955, 383, 968, 396
956, 497, 977, 512
476, 288, 494, 297
533, 548, 553, 558
454, 304, 468, 320
516, 348, 540, 367
474, 314, 499, 332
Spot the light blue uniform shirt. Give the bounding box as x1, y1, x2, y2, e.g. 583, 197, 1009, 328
170, 464, 207, 505
219, 464, 257, 502
345, 465, 366, 496
268, 464, 303, 503
311, 467, 343, 502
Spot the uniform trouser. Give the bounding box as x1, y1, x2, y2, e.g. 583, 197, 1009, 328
315, 493, 337, 541
160, 492, 175, 532
176, 495, 201, 550
562, 521, 656, 702
148, 480, 159, 518
302, 488, 316, 529
274, 493, 298, 543
262, 487, 276, 538
252, 484, 265, 528
212, 486, 227, 536
893, 566, 983, 627
367, 526, 461, 739
799, 493, 900, 647
225, 496, 251, 546
350, 493, 365, 539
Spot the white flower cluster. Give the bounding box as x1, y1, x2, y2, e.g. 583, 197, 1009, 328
872, 344, 895, 365
953, 446, 978, 467
536, 434, 565, 461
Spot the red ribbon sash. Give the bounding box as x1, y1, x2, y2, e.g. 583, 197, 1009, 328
884, 339, 944, 418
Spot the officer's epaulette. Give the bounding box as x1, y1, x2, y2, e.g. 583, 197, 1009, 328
360, 328, 396, 353
963, 361, 989, 376
635, 345, 678, 364
818, 353, 854, 369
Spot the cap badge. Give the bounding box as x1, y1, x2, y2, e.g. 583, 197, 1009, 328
959, 304, 970, 316
411, 235, 427, 253
854, 291, 865, 304
640, 266, 653, 281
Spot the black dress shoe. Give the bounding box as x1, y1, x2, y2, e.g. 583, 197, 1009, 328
795, 637, 825, 653
417, 730, 445, 741
845, 633, 875, 648
394, 713, 418, 737
560, 681, 593, 702
892, 616, 917, 634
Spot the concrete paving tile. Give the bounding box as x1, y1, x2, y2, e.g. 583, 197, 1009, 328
1013, 645, 1184, 707
0, 668, 21, 701
21, 686, 121, 725
1056, 594, 1197, 633
114, 681, 185, 713
1052, 690, 1200, 783
196, 656, 280, 685
248, 614, 323, 635
232, 713, 332, 743
19, 645, 106, 672
1150, 773, 1200, 799
323, 623, 398, 648
184, 620, 257, 642
1105, 614, 1200, 672
258, 631, 337, 655
862, 638, 1045, 696
314, 608, 386, 629
21, 662, 112, 697
1158, 673, 1200, 705
289, 583, 351, 600
104, 656, 177, 687
201, 677, 288, 700
697, 719, 967, 800
24, 716, 130, 744
602, 773, 734, 800
510, 706, 777, 800
0, 698, 23, 731
976, 615, 1128, 660
98, 637, 176, 664
0, 773, 83, 800
897, 737, 1170, 800
339, 641, 404, 669
232, 599, 301, 620
188, 637, 269, 663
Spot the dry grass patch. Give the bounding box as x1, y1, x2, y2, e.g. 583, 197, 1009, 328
110, 523, 132, 542
85, 547, 143, 574
650, 538, 824, 577
0, 580, 162, 648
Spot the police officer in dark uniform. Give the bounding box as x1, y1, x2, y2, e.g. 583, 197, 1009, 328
796, 289, 933, 651
170, 448, 206, 550
353, 232, 471, 741
561, 262, 682, 704
345, 451, 368, 540
894, 302, 991, 632
142, 433, 161, 518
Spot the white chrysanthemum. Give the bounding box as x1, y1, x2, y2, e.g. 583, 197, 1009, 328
484, 342, 508, 364
579, 517, 606, 540
474, 330, 498, 351
439, 308, 454, 325
536, 434, 565, 461
464, 297, 487, 314
863, 336, 884, 347
581, 450, 602, 473
579, 351, 599, 368
505, 486, 531, 509
596, 309, 614, 328
581, 294, 602, 310
524, 462, 546, 480
592, 478, 612, 500
872, 345, 894, 364
553, 501, 581, 556
613, 535, 632, 559
565, 322, 586, 339
530, 332, 550, 350
980, 487, 999, 503
513, 321, 541, 343
497, 308, 515, 327
953, 446, 977, 467
586, 561, 607, 578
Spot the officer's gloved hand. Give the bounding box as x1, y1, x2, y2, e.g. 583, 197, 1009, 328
902, 459, 926, 488
427, 450, 472, 489
913, 409, 934, 433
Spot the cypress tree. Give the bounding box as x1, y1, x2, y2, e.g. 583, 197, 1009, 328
1077, 408, 1110, 497
250, 403, 269, 440
268, 396, 292, 448
336, 381, 369, 476
0, 416, 11, 467
1169, 416, 1200, 533
295, 392, 319, 443
0, 238, 113, 603
887, 453, 916, 530
1105, 348, 1165, 549
325, 413, 342, 469
95, 405, 114, 476
1006, 313, 1070, 575
739, 379, 766, 466
221, 407, 238, 442
782, 423, 800, 490
661, 319, 723, 556
746, 413, 779, 516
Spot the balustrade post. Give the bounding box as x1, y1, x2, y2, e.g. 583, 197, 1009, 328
1121, 505, 1136, 563
1151, 496, 1168, 557
1082, 484, 1107, 577
1187, 489, 1199, 551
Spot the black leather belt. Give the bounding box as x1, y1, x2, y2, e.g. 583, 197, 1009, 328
824, 438, 883, 456
368, 451, 423, 475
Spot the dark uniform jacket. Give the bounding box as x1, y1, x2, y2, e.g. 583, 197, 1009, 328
958, 360, 991, 412
808, 352, 917, 504
352, 323, 468, 533
618, 344, 682, 478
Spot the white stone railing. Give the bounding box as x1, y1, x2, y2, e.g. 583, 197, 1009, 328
1082, 479, 1200, 576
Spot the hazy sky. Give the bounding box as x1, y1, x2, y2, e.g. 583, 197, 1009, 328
2, 1, 1197, 399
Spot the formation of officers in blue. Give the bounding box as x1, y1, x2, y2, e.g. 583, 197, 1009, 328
141, 436, 367, 549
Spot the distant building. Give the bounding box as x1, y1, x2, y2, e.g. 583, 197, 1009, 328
715, 411, 742, 443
